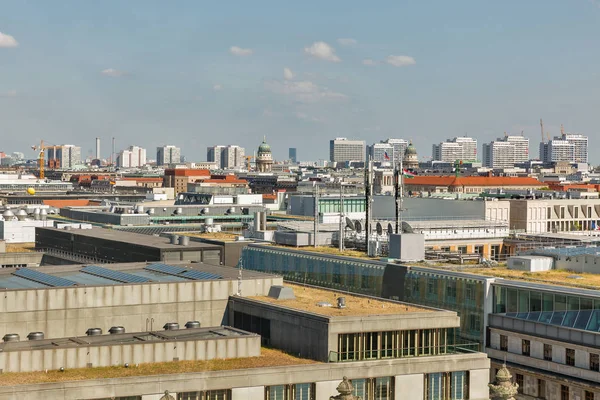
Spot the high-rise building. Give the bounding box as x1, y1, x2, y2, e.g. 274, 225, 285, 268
482, 141, 516, 168
562, 133, 588, 163
329, 138, 365, 163
53, 145, 81, 169
288, 148, 297, 164
156, 145, 181, 166
432, 137, 477, 162
539, 131, 588, 164
207, 145, 245, 169
380, 138, 408, 166
117, 146, 147, 168
368, 143, 394, 163
503, 135, 530, 163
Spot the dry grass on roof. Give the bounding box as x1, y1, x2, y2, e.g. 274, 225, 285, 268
252, 283, 431, 316
272, 245, 374, 259
182, 232, 242, 241
0, 348, 318, 387
4, 243, 35, 253
464, 265, 600, 290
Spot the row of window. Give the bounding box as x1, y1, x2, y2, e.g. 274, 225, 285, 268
336, 329, 449, 361
510, 372, 596, 400
88, 373, 470, 400
499, 335, 600, 372
494, 285, 600, 314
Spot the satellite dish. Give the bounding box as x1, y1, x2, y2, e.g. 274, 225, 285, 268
376, 222, 383, 235
387, 223, 394, 235
355, 221, 362, 233
402, 221, 414, 233
345, 217, 355, 231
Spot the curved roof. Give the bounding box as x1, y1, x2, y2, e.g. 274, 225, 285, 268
405, 142, 417, 155
258, 138, 271, 153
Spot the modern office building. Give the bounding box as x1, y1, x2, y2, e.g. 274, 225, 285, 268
381, 138, 409, 166
156, 145, 181, 166
330, 138, 366, 163
289, 147, 297, 163
207, 145, 245, 169
432, 137, 478, 162
368, 143, 394, 164
540, 132, 588, 164
49, 145, 81, 169
117, 145, 147, 168
482, 140, 516, 169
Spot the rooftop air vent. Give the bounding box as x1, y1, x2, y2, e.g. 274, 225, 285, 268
163, 322, 179, 331
27, 332, 44, 341
86, 328, 102, 336
109, 326, 125, 335
185, 321, 201, 329
2, 334, 19, 343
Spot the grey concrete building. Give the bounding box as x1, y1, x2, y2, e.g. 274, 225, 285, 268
330, 138, 366, 163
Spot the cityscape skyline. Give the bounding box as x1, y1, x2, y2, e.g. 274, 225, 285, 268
1, 1, 599, 163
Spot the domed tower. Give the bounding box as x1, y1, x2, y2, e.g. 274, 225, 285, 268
256, 136, 273, 172
403, 141, 419, 170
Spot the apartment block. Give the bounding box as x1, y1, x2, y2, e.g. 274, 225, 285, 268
432, 137, 477, 162
329, 137, 366, 163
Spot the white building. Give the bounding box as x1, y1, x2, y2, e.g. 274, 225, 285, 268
53, 145, 81, 168
504, 135, 530, 163
207, 145, 225, 168
329, 138, 366, 163
432, 137, 477, 162
117, 146, 146, 168
368, 143, 394, 164
380, 138, 408, 166
207, 145, 245, 169
156, 145, 181, 166
540, 132, 588, 164
482, 141, 516, 168
563, 133, 588, 163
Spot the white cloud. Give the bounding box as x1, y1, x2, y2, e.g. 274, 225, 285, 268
0, 32, 18, 48
265, 79, 347, 103
337, 38, 357, 46
304, 41, 341, 62
283, 67, 295, 80
213, 84, 222, 91
230, 46, 253, 56
362, 59, 377, 66
101, 68, 127, 77
386, 55, 416, 67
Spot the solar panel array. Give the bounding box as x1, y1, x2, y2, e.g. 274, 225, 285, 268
81, 265, 150, 283
145, 263, 222, 281
13, 268, 77, 287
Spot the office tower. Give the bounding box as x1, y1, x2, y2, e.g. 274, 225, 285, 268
562, 133, 588, 163
329, 138, 366, 163
432, 137, 477, 162
207, 145, 245, 169
54, 145, 81, 169
539, 140, 575, 163
503, 135, 530, 163
368, 143, 394, 163
156, 145, 181, 166
117, 146, 147, 168
289, 148, 297, 163
380, 138, 408, 166
482, 141, 516, 168
95, 138, 101, 160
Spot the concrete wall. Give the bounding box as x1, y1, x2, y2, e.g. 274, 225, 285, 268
0, 335, 260, 373
0, 352, 490, 400
0, 277, 281, 340
0, 252, 42, 267
0, 220, 53, 243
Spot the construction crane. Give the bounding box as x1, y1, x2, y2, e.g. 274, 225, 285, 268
540, 119, 545, 142
31, 140, 59, 179
561, 124, 565, 136
245, 155, 254, 171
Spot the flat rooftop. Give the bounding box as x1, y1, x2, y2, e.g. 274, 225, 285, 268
0, 326, 252, 352
37, 227, 222, 251
0, 347, 318, 386
0, 261, 275, 290
251, 283, 431, 316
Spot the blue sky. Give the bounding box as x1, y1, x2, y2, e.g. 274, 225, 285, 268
0, 0, 599, 162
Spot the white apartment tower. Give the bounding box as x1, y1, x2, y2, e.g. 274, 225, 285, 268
54, 145, 81, 169
329, 138, 366, 163
156, 145, 181, 166
207, 145, 246, 169
368, 143, 394, 164
539, 130, 588, 164
432, 137, 477, 162
380, 138, 408, 166
117, 146, 147, 168
503, 135, 530, 163
482, 140, 516, 169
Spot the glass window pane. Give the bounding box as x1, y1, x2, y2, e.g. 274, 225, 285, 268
555, 295, 566, 311
574, 310, 593, 330
562, 311, 579, 327
527, 312, 541, 321
427, 373, 443, 400
550, 311, 566, 325
268, 385, 285, 400
542, 293, 554, 311
530, 292, 542, 312
507, 289, 518, 313
581, 298, 593, 310
294, 383, 312, 400
568, 297, 580, 311
451, 371, 467, 400
375, 377, 391, 400
351, 379, 368, 399
586, 310, 600, 331
518, 290, 529, 312
539, 311, 553, 324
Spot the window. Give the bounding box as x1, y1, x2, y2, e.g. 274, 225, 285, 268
465, 283, 476, 302
566, 348, 575, 366
348, 377, 394, 400
561, 385, 569, 400
522, 340, 530, 356
424, 372, 469, 400
178, 391, 231, 400
474, 245, 484, 254
538, 379, 546, 399
265, 384, 315, 400
516, 374, 524, 394
544, 344, 552, 361
500, 335, 508, 351
458, 246, 467, 254
586, 391, 595, 400
591, 353, 599, 372
446, 281, 457, 301
468, 314, 480, 333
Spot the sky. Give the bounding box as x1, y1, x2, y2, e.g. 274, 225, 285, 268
1, 0, 599, 163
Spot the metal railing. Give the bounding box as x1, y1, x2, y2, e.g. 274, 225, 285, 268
328, 343, 480, 363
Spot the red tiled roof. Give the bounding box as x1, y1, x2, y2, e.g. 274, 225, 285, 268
43, 199, 91, 207
122, 177, 163, 182
405, 175, 544, 187
164, 169, 211, 177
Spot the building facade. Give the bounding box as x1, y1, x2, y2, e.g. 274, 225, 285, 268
432, 137, 478, 162
330, 138, 366, 163
289, 147, 297, 163
482, 140, 517, 169
256, 138, 273, 173
117, 146, 147, 168
53, 145, 81, 169
381, 138, 409, 166
207, 145, 245, 169
403, 141, 419, 169
368, 143, 394, 164
157, 145, 181, 166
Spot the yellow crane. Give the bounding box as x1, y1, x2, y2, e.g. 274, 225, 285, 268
31, 140, 59, 179
245, 155, 254, 171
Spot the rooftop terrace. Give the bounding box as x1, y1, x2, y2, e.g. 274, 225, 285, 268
251, 283, 430, 316
0, 347, 318, 386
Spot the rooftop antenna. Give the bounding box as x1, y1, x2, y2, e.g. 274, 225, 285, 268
561, 124, 565, 136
